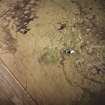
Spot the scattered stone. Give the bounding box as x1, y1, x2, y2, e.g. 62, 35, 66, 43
57, 23, 66, 30
63, 48, 75, 55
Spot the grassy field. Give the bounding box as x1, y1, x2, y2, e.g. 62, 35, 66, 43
0, 0, 105, 105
